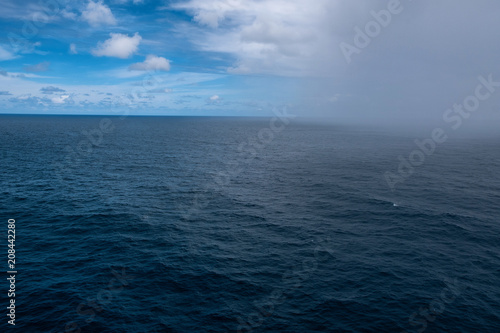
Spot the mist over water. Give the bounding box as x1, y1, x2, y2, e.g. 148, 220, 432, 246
298, 1, 500, 133
1, 115, 498, 332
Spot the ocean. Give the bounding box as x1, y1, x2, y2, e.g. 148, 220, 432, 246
0, 115, 499, 332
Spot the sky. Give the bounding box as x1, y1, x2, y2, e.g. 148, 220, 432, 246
0, 0, 500, 125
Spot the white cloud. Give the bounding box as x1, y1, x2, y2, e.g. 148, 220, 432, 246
0, 45, 17, 61
207, 94, 222, 105
82, 1, 117, 27
129, 55, 171, 71
61, 8, 78, 20
172, 0, 334, 76
193, 11, 220, 29
92, 33, 142, 59
173, 0, 248, 29
69, 43, 77, 54
51, 95, 70, 104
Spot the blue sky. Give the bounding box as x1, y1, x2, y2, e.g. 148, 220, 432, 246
1, 0, 500, 124
0, 0, 311, 115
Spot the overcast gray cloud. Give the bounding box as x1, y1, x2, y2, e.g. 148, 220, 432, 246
298, 0, 500, 130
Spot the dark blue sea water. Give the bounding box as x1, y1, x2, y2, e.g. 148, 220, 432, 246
0, 115, 499, 332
